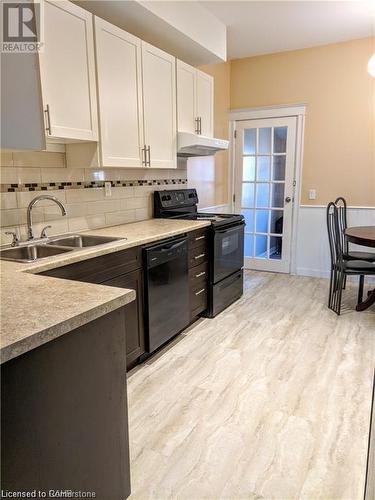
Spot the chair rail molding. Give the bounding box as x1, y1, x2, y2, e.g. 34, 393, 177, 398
300, 204, 375, 210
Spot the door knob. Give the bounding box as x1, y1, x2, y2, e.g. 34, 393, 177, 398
285, 196, 292, 203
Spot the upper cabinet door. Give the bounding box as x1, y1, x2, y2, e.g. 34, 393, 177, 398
141, 42, 177, 169
94, 18, 143, 167
39, 0, 98, 142
176, 60, 196, 134
196, 70, 214, 138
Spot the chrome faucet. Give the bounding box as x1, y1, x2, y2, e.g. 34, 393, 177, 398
27, 195, 67, 240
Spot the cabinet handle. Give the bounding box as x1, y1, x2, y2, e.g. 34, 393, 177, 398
195, 117, 199, 134
44, 104, 51, 135
195, 271, 206, 278
194, 253, 205, 260
195, 288, 205, 296
195, 235, 205, 241
146, 145, 151, 167
142, 145, 147, 166
198, 117, 202, 135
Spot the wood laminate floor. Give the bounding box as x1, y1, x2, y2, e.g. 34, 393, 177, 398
128, 272, 375, 499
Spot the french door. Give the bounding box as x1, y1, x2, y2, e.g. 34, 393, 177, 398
234, 116, 297, 273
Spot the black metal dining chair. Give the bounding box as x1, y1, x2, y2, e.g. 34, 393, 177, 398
326, 202, 375, 315
335, 197, 375, 262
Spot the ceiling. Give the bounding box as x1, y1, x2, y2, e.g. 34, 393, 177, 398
200, 1, 375, 59
74, 0, 226, 65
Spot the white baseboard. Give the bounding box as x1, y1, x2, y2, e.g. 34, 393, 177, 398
295, 267, 330, 279
295, 267, 375, 284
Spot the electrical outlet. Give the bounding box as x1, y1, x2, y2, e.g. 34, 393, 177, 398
308, 189, 316, 200
105, 181, 112, 197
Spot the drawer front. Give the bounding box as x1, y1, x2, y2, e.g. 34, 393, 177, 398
188, 228, 209, 249
190, 282, 208, 318
211, 270, 243, 317
189, 261, 208, 287
189, 243, 208, 268
41, 246, 142, 283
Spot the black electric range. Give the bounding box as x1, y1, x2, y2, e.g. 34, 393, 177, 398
154, 188, 245, 317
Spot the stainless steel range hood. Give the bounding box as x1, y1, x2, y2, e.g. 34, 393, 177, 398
177, 132, 229, 157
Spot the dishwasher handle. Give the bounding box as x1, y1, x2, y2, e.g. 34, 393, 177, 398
157, 239, 187, 252
145, 237, 188, 269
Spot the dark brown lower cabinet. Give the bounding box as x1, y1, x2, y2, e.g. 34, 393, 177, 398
41, 247, 145, 370
1, 308, 131, 500
102, 269, 144, 370
188, 228, 209, 320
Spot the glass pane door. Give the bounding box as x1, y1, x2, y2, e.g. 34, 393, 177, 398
234, 117, 297, 273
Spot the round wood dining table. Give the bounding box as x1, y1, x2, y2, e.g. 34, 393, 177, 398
345, 226, 375, 311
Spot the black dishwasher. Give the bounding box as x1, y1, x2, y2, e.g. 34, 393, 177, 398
143, 236, 189, 354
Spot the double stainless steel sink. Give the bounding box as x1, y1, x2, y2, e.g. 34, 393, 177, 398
0, 234, 125, 263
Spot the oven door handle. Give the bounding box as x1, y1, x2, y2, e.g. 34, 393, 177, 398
215, 223, 245, 235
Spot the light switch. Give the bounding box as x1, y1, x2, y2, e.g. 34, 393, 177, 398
105, 181, 112, 197
308, 189, 316, 200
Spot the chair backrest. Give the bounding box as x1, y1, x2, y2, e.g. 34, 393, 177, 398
334, 196, 348, 254
327, 202, 344, 267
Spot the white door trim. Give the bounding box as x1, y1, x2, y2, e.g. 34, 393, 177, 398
228, 104, 306, 275
229, 103, 306, 121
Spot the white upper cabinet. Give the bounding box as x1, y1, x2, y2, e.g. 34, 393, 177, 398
39, 0, 98, 142
141, 42, 177, 169
94, 17, 143, 167
176, 61, 214, 138
196, 69, 214, 138
177, 60, 196, 134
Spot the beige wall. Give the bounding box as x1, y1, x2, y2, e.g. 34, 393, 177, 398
187, 62, 231, 208
230, 37, 375, 206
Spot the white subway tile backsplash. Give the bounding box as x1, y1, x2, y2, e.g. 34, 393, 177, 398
17, 189, 67, 208
86, 214, 107, 229
64, 203, 88, 218
0, 193, 17, 210
67, 214, 106, 232
1, 159, 187, 242
86, 199, 121, 216
110, 187, 134, 199
0, 226, 19, 246
120, 197, 148, 210
40, 167, 85, 183
65, 187, 104, 203
105, 210, 136, 226
18, 219, 69, 239
133, 186, 155, 197
15, 168, 42, 184
0, 167, 18, 184
1, 207, 43, 226
43, 202, 84, 221
135, 208, 151, 221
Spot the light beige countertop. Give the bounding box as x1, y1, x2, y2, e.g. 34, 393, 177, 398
0, 219, 211, 364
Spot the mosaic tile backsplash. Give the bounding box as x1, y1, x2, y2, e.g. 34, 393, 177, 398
0, 162, 188, 245
2, 178, 187, 192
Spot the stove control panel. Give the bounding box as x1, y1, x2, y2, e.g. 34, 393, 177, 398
155, 189, 199, 208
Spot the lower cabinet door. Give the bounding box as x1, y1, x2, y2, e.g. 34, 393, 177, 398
102, 269, 145, 370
